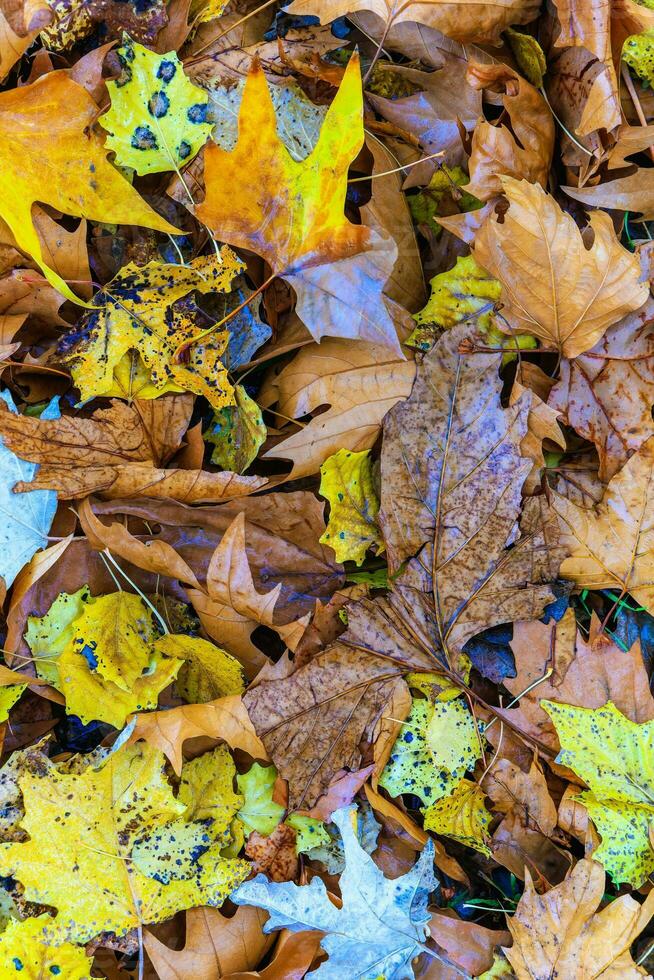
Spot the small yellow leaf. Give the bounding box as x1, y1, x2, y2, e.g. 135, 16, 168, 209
101, 36, 212, 176
423, 778, 492, 855
425, 697, 483, 774
190, 0, 229, 24
0, 915, 93, 978
410, 255, 501, 349
155, 633, 245, 703
319, 448, 383, 565
179, 745, 243, 837
237, 763, 285, 836
0, 686, 25, 723
25, 586, 90, 686
63, 251, 242, 411
543, 699, 654, 885
623, 30, 654, 87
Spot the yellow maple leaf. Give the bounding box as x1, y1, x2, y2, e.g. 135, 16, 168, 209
543, 699, 654, 885
319, 448, 383, 565
196, 56, 400, 351
423, 778, 492, 855
0, 70, 177, 304
0, 915, 92, 978
0, 742, 248, 944
61, 250, 242, 410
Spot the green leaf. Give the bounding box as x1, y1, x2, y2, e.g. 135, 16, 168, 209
206, 384, 266, 474
100, 35, 212, 175
25, 586, 90, 686
542, 699, 654, 885
236, 763, 285, 836
505, 28, 547, 87
285, 814, 330, 854
319, 448, 383, 565
232, 804, 438, 980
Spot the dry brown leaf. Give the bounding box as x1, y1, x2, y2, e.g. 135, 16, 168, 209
428, 913, 510, 977
552, 439, 654, 612
549, 298, 654, 481
261, 303, 415, 478
127, 694, 268, 775
378, 322, 563, 658
473, 177, 648, 357
465, 62, 554, 201
144, 906, 273, 980
511, 380, 565, 495
565, 171, 654, 221
0, 0, 51, 82
224, 930, 323, 980
504, 859, 654, 978
245, 823, 298, 883
0, 397, 266, 502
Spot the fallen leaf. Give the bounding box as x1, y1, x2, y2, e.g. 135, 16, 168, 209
318, 448, 383, 565
505, 859, 654, 977
0, 915, 93, 978
101, 36, 212, 175
237, 762, 285, 836
246, 823, 298, 883
474, 177, 648, 357
197, 57, 400, 352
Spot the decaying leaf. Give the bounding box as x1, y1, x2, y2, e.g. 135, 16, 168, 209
319, 448, 383, 565
474, 177, 648, 357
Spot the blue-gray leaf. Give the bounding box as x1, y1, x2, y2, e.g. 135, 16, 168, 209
232, 804, 438, 980
0, 391, 59, 588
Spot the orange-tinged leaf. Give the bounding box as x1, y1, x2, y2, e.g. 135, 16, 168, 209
197, 56, 400, 351
0, 71, 178, 303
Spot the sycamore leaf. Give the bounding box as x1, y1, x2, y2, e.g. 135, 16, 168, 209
157, 634, 245, 703
101, 36, 212, 176
237, 763, 285, 836
0, 915, 93, 978
284, 0, 539, 44
423, 779, 492, 856
233, 804, 438, 980
0, 70, 177, 303
319, 448, 383, 565
197, 57, 400, 352
207, 384, 266, 475
505, 860, 654, 979
0, 390, 59, 589
543, 700, 654, 885
473, 177, 648, 357
0, 742, 249, 943
552, 437, 654, 614
61, 251, 243, 411
378, 321, 562, 657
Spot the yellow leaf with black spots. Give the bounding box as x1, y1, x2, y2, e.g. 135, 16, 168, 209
0, 742, 249, 943
623, 30, 654, 87
410, 255, 500, 350
101, 36, 212, 176
379, 698, 482, 807
0, 916, 92, 979
61, 250, 242, 411
157, 633, 245, 703
25, 587, 90, 686
543, 699, 654, 885
179, 745, 243, 838
319, 448, 383, 565
423, 778, 492, 855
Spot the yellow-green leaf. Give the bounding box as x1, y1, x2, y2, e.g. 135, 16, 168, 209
155, 633, 245, 703
319, 448, 383, 565
423, 778, 492, 855
236, 763, 285, 836
179, 745, 243, 838
425, 697, 482, 774
206, 384, 266, 474
62, 251, 242, 411
285, 814, 330, 854
505, 28, 547, 87
542, 699, 654, 885
101, 36, 212, 176
25, 586, 90, 686
0, 916, 93, 978
0, 687, 25, 724
409, 255, 501, 349
379, 698, 481, 807
0, 742, 248, 944
623, 30, 654, 87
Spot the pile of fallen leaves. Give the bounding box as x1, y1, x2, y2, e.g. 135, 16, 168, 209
5, 0, 654, 976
